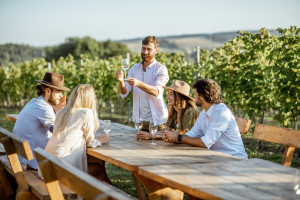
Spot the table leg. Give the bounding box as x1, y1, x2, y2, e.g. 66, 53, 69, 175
132, 172, 184, 200
87, 155, 112, 185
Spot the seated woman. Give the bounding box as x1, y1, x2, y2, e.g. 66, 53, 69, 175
137, 80, 200, 140
39, 84, 109, 178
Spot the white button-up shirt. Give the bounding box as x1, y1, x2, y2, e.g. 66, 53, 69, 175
12, 96, 55, 169
120, 60, 169, 125
186, 103, 248, 159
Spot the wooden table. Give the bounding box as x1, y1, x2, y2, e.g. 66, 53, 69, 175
89, 122, 242, 200
138, 158, 299, 200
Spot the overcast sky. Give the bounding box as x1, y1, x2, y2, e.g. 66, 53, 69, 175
0, 0, 299, 46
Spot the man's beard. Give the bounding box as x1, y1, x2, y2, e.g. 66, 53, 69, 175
48, 91, 60, 106
196, 98, 203, 107
141, 52, 155, 62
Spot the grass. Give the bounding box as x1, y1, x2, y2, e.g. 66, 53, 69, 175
1, 106, 299, 199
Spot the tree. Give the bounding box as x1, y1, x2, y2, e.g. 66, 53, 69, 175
45, 37, 130, 61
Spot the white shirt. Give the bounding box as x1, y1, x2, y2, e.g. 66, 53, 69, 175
120, 60, 169, 125
186, 103, 248, 159
42, 108, 101, 174
139, 71, 153, 121
13, 96, 55, 169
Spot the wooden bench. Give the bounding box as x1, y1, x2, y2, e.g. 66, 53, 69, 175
0, 127, 76, 200
34, 147, 133, 200
253, 124, 300, 167
236, 117, 251, 134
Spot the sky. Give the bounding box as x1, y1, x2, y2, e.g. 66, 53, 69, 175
0, 0, 299, 46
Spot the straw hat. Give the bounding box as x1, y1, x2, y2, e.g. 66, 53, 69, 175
35, 72, 70, 91
163, 80, 194, 101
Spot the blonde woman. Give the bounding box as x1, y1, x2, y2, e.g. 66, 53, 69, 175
137, 80, 200, 139
41, 84, 110, 176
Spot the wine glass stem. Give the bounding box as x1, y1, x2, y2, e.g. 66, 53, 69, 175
125, 71, 127, 79
152, 134, 154, 144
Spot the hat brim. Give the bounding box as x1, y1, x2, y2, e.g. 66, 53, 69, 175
163, 86, 195, 101
35, 80, 70, 91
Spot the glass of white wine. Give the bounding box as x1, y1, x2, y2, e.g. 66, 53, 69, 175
135, 118, 143, 140
103, 120, 111, 144
149, 121, 158, 145
121, 59, 129, 81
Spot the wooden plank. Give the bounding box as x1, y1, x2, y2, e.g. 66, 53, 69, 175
0, 161, 14, 196
281, 145, 296, 167
235, 117, 251, 134
253, 124, 300, 148
0, 127, 33, 160
2, 137, 30, 192
6, 114, 18, 123
38, 160, 64, 200
34, 148, 133, 200
139, 159, 298, 200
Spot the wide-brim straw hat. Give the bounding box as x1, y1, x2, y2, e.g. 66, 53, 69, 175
163, 80, 194, 101
35, 72, 70, 91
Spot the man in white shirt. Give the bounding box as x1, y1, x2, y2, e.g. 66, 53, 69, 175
162, 79, 248, 159
12, 72, 70, 170
116, 36, 169, 131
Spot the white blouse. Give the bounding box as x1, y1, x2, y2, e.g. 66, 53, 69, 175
43, 108, 101, 173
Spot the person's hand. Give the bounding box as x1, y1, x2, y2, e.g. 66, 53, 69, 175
162, 130, 179, 144
136, 131, 152, 140
97, 134, 110, 144
126, 78, 141, 87
116, 70, 124, 82
53, 95, 66, 113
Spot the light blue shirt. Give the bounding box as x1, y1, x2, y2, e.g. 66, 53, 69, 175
186, 103, 248, 159
12, 96, 55, 169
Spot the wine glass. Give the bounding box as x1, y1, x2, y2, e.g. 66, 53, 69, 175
149, 121, 158, 145
103, 120, 111, 144
121, 59, 129, 80
294, 170, 300, 196
135, 118, 143, 140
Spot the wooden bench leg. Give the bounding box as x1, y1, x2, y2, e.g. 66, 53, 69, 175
87, 155, 112, 185
132, 172, 184, 200
0, 164, 14, 197
281, 145, 295, 167
132, 174, 147, 200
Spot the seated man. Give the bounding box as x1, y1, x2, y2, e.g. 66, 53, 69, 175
162, 79, 248, 159
12, 72, 70, 170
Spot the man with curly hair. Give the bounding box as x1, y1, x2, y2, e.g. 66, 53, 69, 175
163, 79, 247, 159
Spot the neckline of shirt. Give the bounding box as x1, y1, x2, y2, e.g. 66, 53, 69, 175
140, 59, 157, 69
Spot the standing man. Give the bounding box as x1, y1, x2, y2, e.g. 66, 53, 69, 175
116, 36, 169, 131
162, 79, 248, 159
12, 72, 70, 170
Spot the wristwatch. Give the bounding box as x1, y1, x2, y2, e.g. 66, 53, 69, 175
178, 134, 183, 142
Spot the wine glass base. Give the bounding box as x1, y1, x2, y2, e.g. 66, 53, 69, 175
149, 142, 156, 145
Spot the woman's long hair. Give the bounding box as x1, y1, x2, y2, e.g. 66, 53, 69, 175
54, 84, 99, 137
168, 91, 199, 131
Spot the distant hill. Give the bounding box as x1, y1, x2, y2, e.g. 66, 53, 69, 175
118, 30, 280, 53
0, 43, 44, 66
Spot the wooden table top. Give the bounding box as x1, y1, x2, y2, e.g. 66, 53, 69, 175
6, 114, 18, 122
87, 122, 241, 172
138, 158, 299, 200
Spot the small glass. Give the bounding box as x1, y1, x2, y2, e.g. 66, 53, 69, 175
294, 170, 300, 196
103, 120, 111, 144
121, 59, 129, 81
149, 121, 158, 145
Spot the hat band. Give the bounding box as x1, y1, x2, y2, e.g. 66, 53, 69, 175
41, 80, 52, 85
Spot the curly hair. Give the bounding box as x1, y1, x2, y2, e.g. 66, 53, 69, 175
35, 84, 51, 96
192, 79, 223, 104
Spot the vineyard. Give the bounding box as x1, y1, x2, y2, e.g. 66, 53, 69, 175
0, 26, 299, 128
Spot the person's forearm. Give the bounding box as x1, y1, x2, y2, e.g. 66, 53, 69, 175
119, 81, 127, 95
138, 82, 159, 97
181, 135, 207, 148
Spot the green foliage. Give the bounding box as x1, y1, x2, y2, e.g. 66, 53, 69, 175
0, 43, 44, 66
45, 37, 130, 61
1, 26, 299, 128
